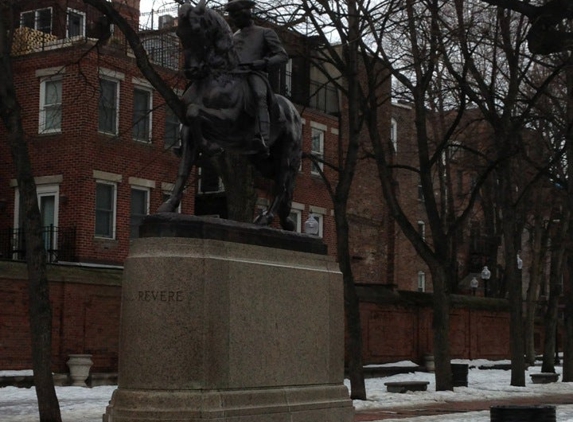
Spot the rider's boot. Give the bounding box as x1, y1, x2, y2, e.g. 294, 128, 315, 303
254, 107, 271, 157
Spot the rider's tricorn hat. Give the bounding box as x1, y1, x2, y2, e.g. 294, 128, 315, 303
224, 0, 256, 11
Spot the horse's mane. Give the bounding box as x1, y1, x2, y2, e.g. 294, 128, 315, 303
195, 6, 238, 72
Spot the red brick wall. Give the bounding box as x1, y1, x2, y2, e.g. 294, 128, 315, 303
0, 261, 121, 372
3, 262, 558, 373
356, 289, 514, 364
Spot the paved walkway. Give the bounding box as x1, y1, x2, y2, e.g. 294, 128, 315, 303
354, 393, 573, 420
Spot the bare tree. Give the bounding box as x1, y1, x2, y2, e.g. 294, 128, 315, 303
440, 0, 569, 385
0, 1, 62, 420
480, 0, 573, 54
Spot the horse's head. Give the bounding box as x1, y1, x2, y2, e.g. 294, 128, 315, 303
177, 0, 238, 80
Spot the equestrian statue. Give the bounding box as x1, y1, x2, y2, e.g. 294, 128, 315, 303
157, 0, 302, 231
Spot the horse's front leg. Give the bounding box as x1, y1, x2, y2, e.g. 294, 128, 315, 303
157, 124, 197, 213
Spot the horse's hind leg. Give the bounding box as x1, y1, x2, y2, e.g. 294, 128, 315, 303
157, 125, 197, 212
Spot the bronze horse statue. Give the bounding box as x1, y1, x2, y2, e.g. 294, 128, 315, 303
157, 0, 302, 231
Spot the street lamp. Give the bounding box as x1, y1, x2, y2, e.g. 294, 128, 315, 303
304, 214, 319, 236
481, 266, 491, 297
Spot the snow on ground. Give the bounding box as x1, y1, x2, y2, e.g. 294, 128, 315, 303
1, 361, 573, 421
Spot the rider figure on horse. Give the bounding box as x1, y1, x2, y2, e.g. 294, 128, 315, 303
224, 0, 289, 156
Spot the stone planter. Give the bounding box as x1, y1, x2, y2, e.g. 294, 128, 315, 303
451, 363, 469, 387
66, 354, 93, 387
423, 354, 435, 372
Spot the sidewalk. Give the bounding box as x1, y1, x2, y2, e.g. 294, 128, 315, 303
354, 393, 573, 421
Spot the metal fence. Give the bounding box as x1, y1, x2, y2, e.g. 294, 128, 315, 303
0, 226, 77, 263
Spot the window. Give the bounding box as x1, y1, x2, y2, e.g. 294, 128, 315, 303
418, 221, 426, 241
418, 178, 424, 202
391, 118, 398, 153
130, 188, 149, 238
14, 183, 60, 261
95, 182, 116, 238
39, 78, 62, 133
198, 162, 224, 193
311, 126, 325, 175
98, 79, 119, 134
133, 87, 152, 142
21, 8, 52, 34
67, 9, 85, 38
289, 209, 302, 233
164, 106, 181, 149
418, 271, 426, 292
282, 58, 292, 97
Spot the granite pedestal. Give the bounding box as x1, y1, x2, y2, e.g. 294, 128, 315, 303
103, 214, 354, 421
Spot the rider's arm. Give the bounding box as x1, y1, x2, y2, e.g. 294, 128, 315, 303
262, 28, 289, 69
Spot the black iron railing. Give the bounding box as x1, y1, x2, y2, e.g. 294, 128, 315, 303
0, 226, 77, 263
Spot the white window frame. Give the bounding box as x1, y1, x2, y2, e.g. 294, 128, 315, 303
13, 180, 61, 260
95, 181, 117, 239
21, 8, 53, 34
418, 271, 426, 292
288, 202, 305, 233
418, 220, 426, 241
130, 186, 150, 238
38, 76, 62, 134
391, 118, 398, 153
285, 58, 292, 97
132, 84, 153, 142
289, 209, 302, 233
310, 122, 325, 175
13, 177, 62, 229
98, 78, 120, 135
66, 8, 86, 38
198, 165, 224, 194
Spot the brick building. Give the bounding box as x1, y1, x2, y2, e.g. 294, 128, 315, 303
0, 0, 346, 371
0, 0, 519, 373
0, 0, 341, 264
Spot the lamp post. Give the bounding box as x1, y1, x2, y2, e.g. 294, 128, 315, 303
481, 266, 491, 297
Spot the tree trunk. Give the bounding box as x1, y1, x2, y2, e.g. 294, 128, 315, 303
335, 202, 366, 400
563, 255, 573, 381
498, 156, 526, 387
541, 248, 561, 373
0, 7, 62, 417
524, 215, 547, 365
431, 266, 453, 391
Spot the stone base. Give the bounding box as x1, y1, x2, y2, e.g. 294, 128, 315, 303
104, 385, 353, 421
103, 215, 353, 422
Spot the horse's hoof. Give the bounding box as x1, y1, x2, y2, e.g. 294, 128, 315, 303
254, 212, 274, 226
